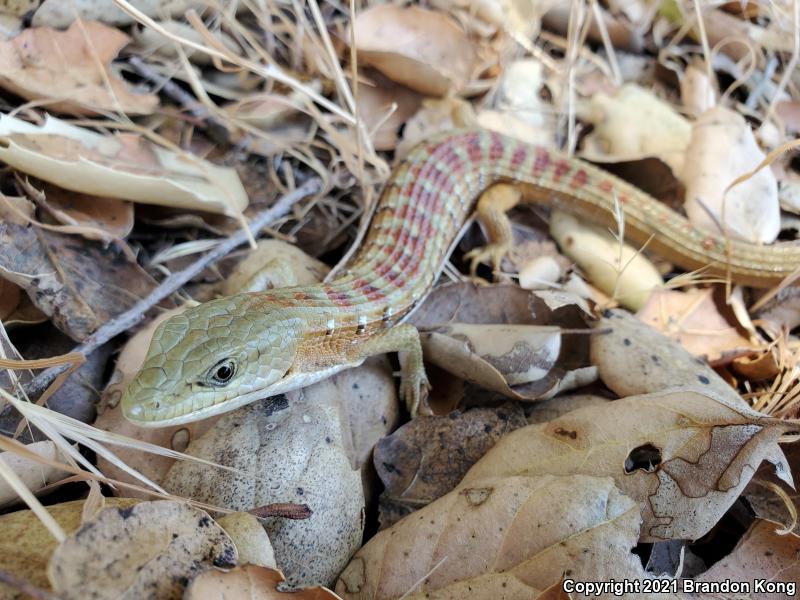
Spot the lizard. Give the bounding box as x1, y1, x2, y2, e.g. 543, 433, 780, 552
121, 129, 800, 426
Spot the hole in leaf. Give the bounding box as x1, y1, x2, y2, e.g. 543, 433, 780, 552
624, 443, 662, 473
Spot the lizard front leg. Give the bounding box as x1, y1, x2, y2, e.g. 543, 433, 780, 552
345, 323, 431, 417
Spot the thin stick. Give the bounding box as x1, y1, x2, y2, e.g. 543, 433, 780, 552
22, 178, 322, 399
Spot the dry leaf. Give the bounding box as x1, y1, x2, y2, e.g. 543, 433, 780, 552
549, 209, 663, 311
221, 239, 330, 296
351, 5, 477, 97
693, 519, 799, 596
579, 84, 691, 174
48, 500, 237, 600
420, 324, 566, 400
477, 59, 553, 146
0, 113, 248, 217
132, 19, 238, 66
0, 498, 137, 597
336, 474, 649, 599
682, 106, 779, 244
0, 223, 166, 340
0, 276, 21, 321
518, 256, 563, 290
40, 184, 134, 240
162, 397, 364, 589
461, 387, 793, 542
216, 512, 276, 569
375, 404, 527, 527
186, 565, 343, 600
0, 20, 158, 115
355, 77, 422, 151
591, 308, 744, 404
637, 287, 758, 364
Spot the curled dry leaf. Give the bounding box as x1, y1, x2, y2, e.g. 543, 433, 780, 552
48, 500, 237, 600
579, 84, 691, 174
0, 113, 248, 217
682, 106, 779, 244
0, 497, 137, 596
336, 474, 649, 600
162, 397, 364, 589
0, 224, 165, 340
374, 404, 527, 527
461, 387, 793, 542
591, 308, 743, 404
351, 5, 477, 97
0, 20, 158, 115
0, 441, 68, 505
549, 209, 663, 311
637, 287, 757, 364
186, 565, 343, 600
420, 324, 564, 400
0, 276, 21, 321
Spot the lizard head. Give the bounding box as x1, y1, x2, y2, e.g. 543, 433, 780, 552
121, 295, 301, 427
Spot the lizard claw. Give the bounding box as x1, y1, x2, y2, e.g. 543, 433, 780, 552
464, 241, 511, 278
400, 363, 431, 417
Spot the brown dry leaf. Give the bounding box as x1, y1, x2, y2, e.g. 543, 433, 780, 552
40, 185, 134, 240
0, 223, 166, 340
0, 194, 34, 224
47, 500, 237, 600
591, 308, 744, 404
0, 113, 248, 217
186, 565, 342, 600
0, 20, 157, 115
0, 276, 21, 320
336, 474, 649, 600
694, 519, 799, 595
352, 5, 477, 97
374, 404, 527, 527
637, 287, 757, 364
461, 387, 793, 542
162, 397, 364, 589
0, 497, 137, 597
355, 77, 422, 151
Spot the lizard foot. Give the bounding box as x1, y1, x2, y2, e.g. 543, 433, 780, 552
464, 241, 511, 278
400, 360, 432, 417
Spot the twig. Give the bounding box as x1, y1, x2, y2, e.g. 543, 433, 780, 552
127, 55, 230, 145
22, 178, 322, 399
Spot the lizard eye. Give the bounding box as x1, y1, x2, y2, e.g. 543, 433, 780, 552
207, 359, 236, 386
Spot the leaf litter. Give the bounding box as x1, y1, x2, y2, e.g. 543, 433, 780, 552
0, 1, 799, 599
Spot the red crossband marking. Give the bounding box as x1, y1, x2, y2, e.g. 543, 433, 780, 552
598, 180, 614, 194
489, 135, 504, 161
533, 149, 551, 175
570, 169, 588, 189
553, 159, 571, 182
511, 146, 527, 169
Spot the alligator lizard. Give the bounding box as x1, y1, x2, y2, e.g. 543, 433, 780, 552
122, 129, 799, 426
